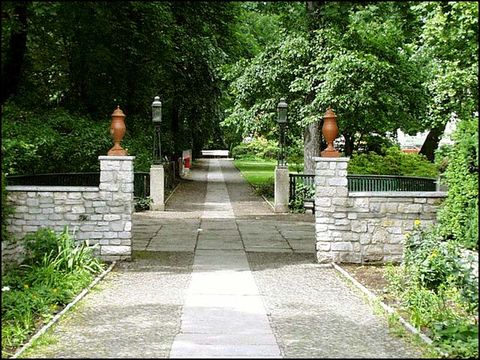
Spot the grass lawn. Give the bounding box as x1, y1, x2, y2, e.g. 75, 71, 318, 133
233, 158, 304, 201
233, 158, 277, 186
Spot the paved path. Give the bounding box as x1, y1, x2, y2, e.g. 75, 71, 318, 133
23, 159, 423, 358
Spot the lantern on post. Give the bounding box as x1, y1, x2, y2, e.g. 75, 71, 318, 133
277, 98, 288, 167
152, 96, 163, 164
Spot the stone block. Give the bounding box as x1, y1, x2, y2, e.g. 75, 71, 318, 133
315, 224, 328, 232
316, 232, 331, 241
100, 171, 115, 183
334, 218, 349, 226
413, 198, 427, 204
316, 242, 331, 251
386, 226, 402, 234
332, 212, 346, 218
351, 221, 367, 233
316, 198, 331, 207
347, 212, 358, 220
315, 217, 333, 224
384, 244, 403, 255
316, 188, 336, 197
328, 177, 348, 187
71, 205, 86, 214
110, 220, 124, 232
83, 192, 102, 200
99, 183, 120, 192
103, 232, 119, 238
331, 242, 352, 251
359, 234, 372, 245
118, 231, 131, 238
54, 193, 67, 200
337, 188, 350, 198
316, 251, 332, 264
28, 208, 41, 214
338, 252, 361, 264
353, 198, 369, 212
101, 245, 131, 256
103, 214, 121, 221
369, 202, 381, 213
398, 203, 422, 213
100, 161, 121, 171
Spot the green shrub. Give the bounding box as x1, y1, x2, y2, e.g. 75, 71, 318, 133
231, 137, 279, 160
134, 196, 153, 212
1, 227, 105, 356
386, 222, 478, 358
289, 182, 315, 213
348, 146, 439, 177
253, 176, 274, 199
437, 117, 478, 250
1, 102, 111, 175
1, 172, 14, 244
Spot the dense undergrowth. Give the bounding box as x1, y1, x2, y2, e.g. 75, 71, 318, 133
386, 223, 478, 358
1, 228, 105, 358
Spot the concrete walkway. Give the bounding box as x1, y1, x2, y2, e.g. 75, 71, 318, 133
23, 158, 423, 358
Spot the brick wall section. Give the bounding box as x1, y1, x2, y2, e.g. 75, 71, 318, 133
314, 157, 447, 264
3, 156, 134, 266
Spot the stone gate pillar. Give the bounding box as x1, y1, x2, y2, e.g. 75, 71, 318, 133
314, 157, 351, 263
150, 164, 165, 211
99, 155, 135, 261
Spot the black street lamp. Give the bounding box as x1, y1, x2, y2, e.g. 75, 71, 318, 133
277, 98, 288, 167
152, 96, 163, 165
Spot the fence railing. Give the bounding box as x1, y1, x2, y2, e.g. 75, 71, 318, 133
288, 173, 437, 204
347, 174, 437, 192
6, 172, 101, 187
7, 172, 149, 198
289, 174, 315, 203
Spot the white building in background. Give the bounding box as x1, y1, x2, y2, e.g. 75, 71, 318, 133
397, 116, 458, 152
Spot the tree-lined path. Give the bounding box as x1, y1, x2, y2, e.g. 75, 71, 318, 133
24, 159, 422, 358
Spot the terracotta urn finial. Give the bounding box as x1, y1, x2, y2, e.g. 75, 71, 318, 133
107, 105, 128, 156
321, 106, 340, 157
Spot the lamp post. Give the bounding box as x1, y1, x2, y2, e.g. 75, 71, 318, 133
277, 98, 288, 167
152, 96, 163, 165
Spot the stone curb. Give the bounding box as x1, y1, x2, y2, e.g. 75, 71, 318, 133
261, 194, 275, 211
12, 261, 117, 359
164, 182, 181, 205
330, 262, 448, 355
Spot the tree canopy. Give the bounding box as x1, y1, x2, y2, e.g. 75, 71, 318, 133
1, 1, 478, 174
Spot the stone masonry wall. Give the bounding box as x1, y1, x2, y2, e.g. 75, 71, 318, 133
3, 156, 135, 265
314, 157, 447, 264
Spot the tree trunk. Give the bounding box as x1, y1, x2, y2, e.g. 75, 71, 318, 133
343, 133, 355, 157
303, 121, 321, 174
419, 123, 447, 162
1, 1, 29, 104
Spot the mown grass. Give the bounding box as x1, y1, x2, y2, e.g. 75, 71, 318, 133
233, 158, 277, 200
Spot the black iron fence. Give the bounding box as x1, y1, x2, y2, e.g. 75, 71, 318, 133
347, 174, 437, 192
6, 172, 101, 187
289, 174, 315, 203
289, 173, 437, 204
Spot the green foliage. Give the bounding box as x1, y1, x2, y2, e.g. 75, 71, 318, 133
289, 182, 315, 213
386, 223, 478, 358
1, 227, 104, 356
1, 103, 111, 175
134, 196, 152, 212
223, 2, 432, 155
437, 117, 478, 250
1, 172, 14, 243
348, 146, 439, 177
231, 137, 279, 160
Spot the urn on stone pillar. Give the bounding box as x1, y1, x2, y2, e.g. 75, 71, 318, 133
320, 107, 340, 157
108, 105, 128, 156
